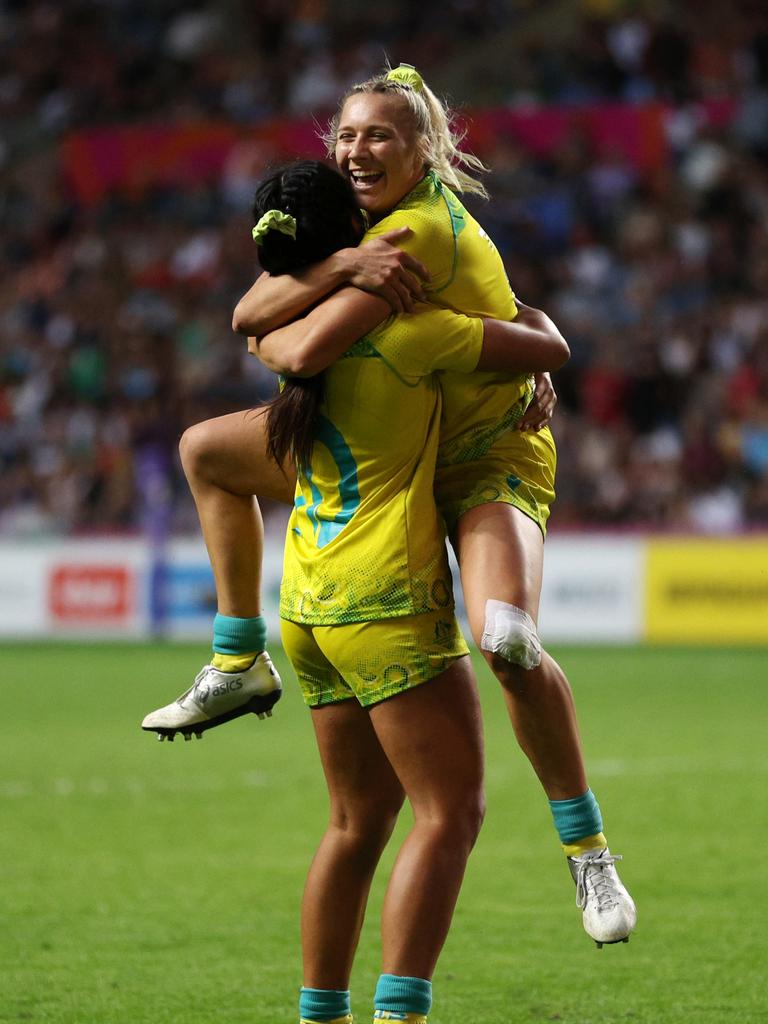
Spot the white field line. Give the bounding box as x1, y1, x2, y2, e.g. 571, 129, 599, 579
2, 756, 766, 800
0, 770, 270, 799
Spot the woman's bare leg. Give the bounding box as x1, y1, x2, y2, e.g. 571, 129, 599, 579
370, 658, 485, 979
179, 407, 296, 616
302, 701, 405, 989
454, 503, 637, 948
454, 502, 587, 800
302, 659, 484, 990
141, 408, 295, 737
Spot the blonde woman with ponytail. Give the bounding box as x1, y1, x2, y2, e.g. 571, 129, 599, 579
144, 64, 636, 967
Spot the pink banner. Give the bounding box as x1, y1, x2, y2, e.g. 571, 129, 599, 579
59, 99, 736, 207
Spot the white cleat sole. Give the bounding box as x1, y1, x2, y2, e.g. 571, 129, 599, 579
145, 688, 281, 742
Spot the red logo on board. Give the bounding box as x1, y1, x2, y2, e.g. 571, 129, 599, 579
50, 565, 132, 622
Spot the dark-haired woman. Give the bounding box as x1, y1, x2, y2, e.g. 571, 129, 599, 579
245, 159, 568, 1024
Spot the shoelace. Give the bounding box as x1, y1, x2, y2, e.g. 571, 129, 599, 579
574, 851, 624, 911
175, 666, 214, 707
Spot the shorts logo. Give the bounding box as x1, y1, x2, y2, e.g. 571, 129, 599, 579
434, 619, 453, 641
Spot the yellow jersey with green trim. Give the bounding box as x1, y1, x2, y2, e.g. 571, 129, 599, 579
364, 170, 534, 466
280, 306, 484, 625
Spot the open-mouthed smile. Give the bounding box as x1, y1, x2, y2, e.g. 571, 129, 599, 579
350, 168, 384, 190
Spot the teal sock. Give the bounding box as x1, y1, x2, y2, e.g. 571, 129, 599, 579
374, 975, 432, 1016
212, 613, 266, 656
299, 987, 350, 1021
549, 789, 603, 845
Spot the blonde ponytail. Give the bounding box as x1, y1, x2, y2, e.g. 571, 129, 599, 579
418, 79, 489, 198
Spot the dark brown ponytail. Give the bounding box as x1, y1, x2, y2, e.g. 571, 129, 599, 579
265, 376, 324, 472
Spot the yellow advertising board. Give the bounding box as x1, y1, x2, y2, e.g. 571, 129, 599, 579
645, 538, 768, 643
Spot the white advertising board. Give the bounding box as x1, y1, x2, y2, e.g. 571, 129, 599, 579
0, 540, 148, 638
0, 544, 50, 635
538, 536, 644, 642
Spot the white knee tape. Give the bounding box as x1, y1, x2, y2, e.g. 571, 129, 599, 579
480, 600, 542, 670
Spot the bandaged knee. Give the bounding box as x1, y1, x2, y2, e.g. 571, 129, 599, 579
480, 600, 542, 669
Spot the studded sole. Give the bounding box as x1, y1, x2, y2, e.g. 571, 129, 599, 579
595, 936, 630, 949
143, 687, 282, 742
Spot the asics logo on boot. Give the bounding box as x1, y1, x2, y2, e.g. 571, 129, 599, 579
211, 677, 243, 698
194, 684, 211, 706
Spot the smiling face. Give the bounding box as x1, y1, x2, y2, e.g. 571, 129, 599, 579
334, 91, 426, 221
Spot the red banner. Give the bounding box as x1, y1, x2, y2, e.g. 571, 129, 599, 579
59, 99, 736, 207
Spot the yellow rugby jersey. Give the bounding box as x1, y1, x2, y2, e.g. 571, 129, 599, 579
364, 170, 534, 466
280, 306, 484, 625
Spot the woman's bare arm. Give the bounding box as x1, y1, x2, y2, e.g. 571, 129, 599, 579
476, 302, 570, 373
251, 288, 392, 377
252, 294, 567, 382
232, 227, 429, 337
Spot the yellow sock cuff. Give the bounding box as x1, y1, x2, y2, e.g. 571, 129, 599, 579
563, 831, 607, 858
211, 652, 257, 672
300, 1016, 353, 1024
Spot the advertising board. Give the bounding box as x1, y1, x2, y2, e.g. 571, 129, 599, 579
645, 538, 768, 643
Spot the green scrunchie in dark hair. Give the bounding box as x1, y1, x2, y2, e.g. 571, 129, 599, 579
252, 209, 297, 245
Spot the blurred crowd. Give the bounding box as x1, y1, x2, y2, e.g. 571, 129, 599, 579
2, 0, 768, 536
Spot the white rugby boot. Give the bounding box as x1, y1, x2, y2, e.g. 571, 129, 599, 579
141, 652, 282, 741
568, 847, 637, 948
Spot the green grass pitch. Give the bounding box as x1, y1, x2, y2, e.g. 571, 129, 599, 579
2, 642, 764, 1023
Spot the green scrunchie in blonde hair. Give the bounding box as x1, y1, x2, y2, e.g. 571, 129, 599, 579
386, 62, 424, 92
252, 209, 297, 245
